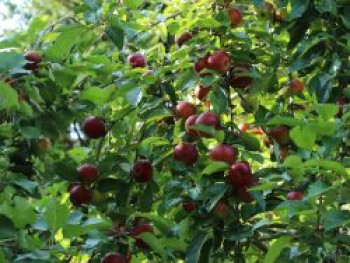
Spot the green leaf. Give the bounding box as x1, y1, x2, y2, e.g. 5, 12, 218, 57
267, 116, 302, 127
290, 126, 316, 150
139, 233, 167, 258
306, 181, 332, 199
0, 82, 19, 110
240, 132, 261, 151
314, 104, 339, 120
44, 199, 69, 231
11, 197, 36, 228
12, 178, 38, 194
0, 50, 24, 71
21, 126, 41, 139
80, 86, 114, 106
284, 155, 303, 168
263, 236, 292, 263
126, 87, 142, 106
186, 230, 212, 263
202, 161, 229, 175
0, 215, 16, 239
287, 0, 309, 20
322, 210, 350, 232
304, 159, 348, 177
106, 24, 124, 49
123, 0, 143, 9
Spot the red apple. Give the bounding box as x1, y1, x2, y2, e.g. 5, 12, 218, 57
176, 101, 196, 119
236, 186, 254, 203
207, 50, 231, 73
227, 161, 252, 187
132, 160, 153, 183
214, 201, 229, 218
102, 252, 126, 263
195, 112, 220, 137
287, 191, 304, 200
228, 8, 243, 28
230, 63, 252, 89
195, 85, 211, 101
209, 144, 238, 165
263, 137, 270, 148
239, 123, 250, 132
290, 78, 304, 93
131, 224, 154, 249
194, 55, 209, 74
24, 51, 43, 63
268, 126, 290, 145
182, 202, 196, 212
69, 185, 92, 207
23, 62, 39, 71
82, 116, 107, 139
176, 32, 193, 47
185, 114, 199, 138
128, 53, 146, 68
336, 96, 348, 117
77, 164, 99, 184
173, 142, 198, 166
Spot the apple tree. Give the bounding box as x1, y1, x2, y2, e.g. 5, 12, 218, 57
0, 0, 349, 262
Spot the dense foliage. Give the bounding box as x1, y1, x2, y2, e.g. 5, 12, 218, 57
0, 0, 349, 262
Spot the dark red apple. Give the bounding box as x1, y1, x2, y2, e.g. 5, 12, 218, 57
69, 185, 92, 207
228, 8, 243, 28
132, 160, 153, 183
336, 96, 349, 117
24, 51, 43, 63
194, 55, 209, 74
236, 186, 253, 203
268, 126, 290, 145
227, 161, 252, 187
230, 64, 252, 89
214, 201, 229, 218
290, 78, 304, 93
207, 50, 231, 73
185, 114, 199, 138
83, 116, 107, 139
209, 144, 237, 165
173, 142, 198, 166
176, 32, 193, 47
77, 164, 99, 184
182, 202, 196, 212
131, 224, 154, 249
195, 85, 211, 101
128, 53, 146, 68
287, 191, 304, 200
23, 62, 39, 71
175, 101, 196, 119
194, 112, 220, 137
101, 252, 126, 263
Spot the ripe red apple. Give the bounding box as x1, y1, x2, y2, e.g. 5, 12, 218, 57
230, 63, 252, 89
77, 164, 99, 184
173, 142, 198, 166
268, 126, 290, 145
82, 116, 107, 139
132, 160, 153, 183
228, 8, 243, 28
227, 161, 252, 187
207, 50, 231, 73
101, 252, 126, 263
69, 185, 92, 207
290, 78, 304, 93
194, 55, 209, 74
336, 96, 348, 117
23, 62, 39, 71
287, 191, 304, 201
182, 202, 196, 212
209, 144, 237, 165
185, 114, 199, 138
239, 123, 250, 132
236, 186, 254, 203
195, 85, 211, 101
214, 201, 229, 218
176, 32, 193, 47
175, 101, 196, 119
128, 53, 146, 68
24, 51, 43, 63
195, 112, 220, 137
131, 224, 154, 249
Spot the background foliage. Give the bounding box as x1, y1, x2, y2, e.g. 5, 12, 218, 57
0, 0, 349, 262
